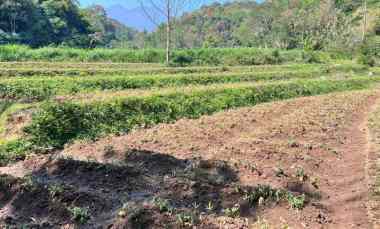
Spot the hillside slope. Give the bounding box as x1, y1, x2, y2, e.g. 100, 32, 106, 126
146, 0, 379, 50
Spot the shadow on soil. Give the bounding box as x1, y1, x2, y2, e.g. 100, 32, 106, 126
0, 149, 310, 228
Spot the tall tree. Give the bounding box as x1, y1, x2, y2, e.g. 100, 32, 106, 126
139, 0, 203, 64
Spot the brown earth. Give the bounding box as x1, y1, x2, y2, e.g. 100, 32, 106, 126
1, 90, 380, 228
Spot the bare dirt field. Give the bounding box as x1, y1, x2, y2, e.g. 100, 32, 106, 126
1, 90, 380, 228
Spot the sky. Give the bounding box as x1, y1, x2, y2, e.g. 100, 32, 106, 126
79, 0, 231, 9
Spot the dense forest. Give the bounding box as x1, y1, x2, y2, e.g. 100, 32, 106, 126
0, 0, 379, 52
0, 0, 139, 47
148, 0, 380, 51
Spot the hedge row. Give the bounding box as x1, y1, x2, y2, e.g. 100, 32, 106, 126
0, 45, 348, 65
24, 76, 380, 149
0, 63, 369, 101
0, 69, 344, 101
0, 64, 321, 77
0, 63, 367, 78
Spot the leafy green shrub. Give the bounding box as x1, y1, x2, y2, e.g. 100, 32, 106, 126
0, 140, 31, 166
287, 194, 306, 210
359, 36, 380, 67
358, 54, 377, 67
302, 51, 324, 64
169, 53, 194, 67
68, 206, 91, 224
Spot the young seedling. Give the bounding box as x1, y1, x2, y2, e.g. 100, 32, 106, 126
68, 206, 91, 224
206, 201, 215, 212
223, 204, 240, 218
152, 197, 174, 214
295, 167, 308, 182
287, 194, 305, 210
275, 167, 287, 177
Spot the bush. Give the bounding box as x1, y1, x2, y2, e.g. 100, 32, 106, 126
358, 36, 380, 67
358, 54, 376, 67
169, 52, 194, 67
0, 45, 345, 66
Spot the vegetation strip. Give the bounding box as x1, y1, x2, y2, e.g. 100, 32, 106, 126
0, 70, 355, 101
0, 63, 330, 77
0, 64, 368, 101
0, 45, 344, 66
23, 76, 380, 149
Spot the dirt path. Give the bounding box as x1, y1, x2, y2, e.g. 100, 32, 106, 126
366, 93, 380, 229
2, 90, 380, 228
318, 93, 380, 228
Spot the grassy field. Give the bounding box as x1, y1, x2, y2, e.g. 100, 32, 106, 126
0, 55, 379, 228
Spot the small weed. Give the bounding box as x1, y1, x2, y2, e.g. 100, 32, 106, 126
176, 212, 198, 227
21, 175, 37, 191
287, 193, 305, 210
223, 204, 240, 218
253, 217, 270, 229
48, 184, 64, 198
244, 185, 286, 206
274, 167, 287, 177
234, 184, 243, 194
68, 206, 91, 224
206, 201, 215, 212
295, 167, 308, 182
152, 197, 174, 214
103, 145, 116, 157
192, 202, 200, 211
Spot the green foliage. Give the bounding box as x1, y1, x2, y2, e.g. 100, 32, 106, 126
0, 0, 92, 47
0, 140, 31, 166
359, 36, 380, 67
0, 64, 365, 101
148, 0, 369, 52
0, 45, 349, 65
223, 204, 240, 218
0, 45, 165, 62
24, 77, 379, 149
68, 206, 91, 224
244, 185, 286, 205
176, 212, 198, 227
287, 194, 306, 210
152, 197, 174, 214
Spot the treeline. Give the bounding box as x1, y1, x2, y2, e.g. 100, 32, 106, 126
0, 0, 379, 54
0, 0, 138, 48
146, 0, 380, 51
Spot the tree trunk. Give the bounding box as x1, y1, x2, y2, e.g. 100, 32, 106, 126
166, 0, 171, 65
362, 0, 367, 42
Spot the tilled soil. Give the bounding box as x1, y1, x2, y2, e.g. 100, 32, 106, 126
1, 90, 380, 228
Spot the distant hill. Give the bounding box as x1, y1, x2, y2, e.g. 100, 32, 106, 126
106, 4, 164, 32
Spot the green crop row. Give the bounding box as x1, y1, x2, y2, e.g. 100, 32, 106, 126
24, 76, 380, 149
0, 45, 348, 65
0, 64, 368, 101
0, 63, 328, 77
